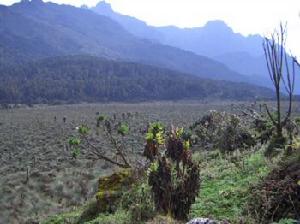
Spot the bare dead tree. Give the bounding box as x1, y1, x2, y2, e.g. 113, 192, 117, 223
263, 23, 298, 139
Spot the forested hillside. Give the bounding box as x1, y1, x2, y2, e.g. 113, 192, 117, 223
0, 0, 249, 82
0, 56, 273, 103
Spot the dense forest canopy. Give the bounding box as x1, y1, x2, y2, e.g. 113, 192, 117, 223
0, 56, 273, 104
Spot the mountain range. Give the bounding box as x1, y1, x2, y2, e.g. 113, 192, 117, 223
92, 1, 299, 90
0, 0, 249, 81
92, 2, 263, 57
0, 0, 280, 103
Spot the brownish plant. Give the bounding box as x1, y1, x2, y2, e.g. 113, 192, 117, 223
146, 124, 200, 220
247, 152, 300, 223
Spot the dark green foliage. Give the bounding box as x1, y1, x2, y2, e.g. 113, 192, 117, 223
0, 56, 273, 104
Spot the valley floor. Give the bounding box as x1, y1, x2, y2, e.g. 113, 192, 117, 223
0, 101, 299, 224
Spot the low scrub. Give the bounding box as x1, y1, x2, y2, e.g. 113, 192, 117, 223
247, 151, 300, 223
191, 111, 255, 152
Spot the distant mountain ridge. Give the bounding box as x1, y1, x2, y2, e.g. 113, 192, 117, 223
92, 1, 263, 58
0, 0, 252, 83
91, 1, 274, 86
91, 1, 163, 42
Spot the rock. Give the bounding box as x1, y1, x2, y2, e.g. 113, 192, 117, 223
96, 168, 134, 213
187, 217, 218, 224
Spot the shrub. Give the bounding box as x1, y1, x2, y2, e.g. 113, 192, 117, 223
146, 125, 200, 220
121, 182, 155, 223
247, 152, 300, 223
265, 134, 287, 157
191, 111, 255, 152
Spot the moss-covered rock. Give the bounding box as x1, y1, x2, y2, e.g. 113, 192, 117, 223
96, 169, 135, 213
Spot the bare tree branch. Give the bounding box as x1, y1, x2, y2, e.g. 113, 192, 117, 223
83, 136, 131, 168
263, 22, 296, 138
263, 104, 277, 125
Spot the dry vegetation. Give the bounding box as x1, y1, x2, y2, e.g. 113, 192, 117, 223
0, 102, 242, 224
1, 101, 300, 224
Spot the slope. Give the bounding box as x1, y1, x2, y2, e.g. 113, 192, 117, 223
0, 55, 273, 103
92, 2, 297, 90
0, 0, 248, 82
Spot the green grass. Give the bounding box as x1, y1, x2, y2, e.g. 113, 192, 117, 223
42, 148, 281, 224
42, 206, 130, 224
83, 210, 131, 224
274, 218, 299, 224
42, 209, 82, 224
190, 149, 276, 223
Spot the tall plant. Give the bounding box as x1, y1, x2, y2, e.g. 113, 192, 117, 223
144, 123, 200, 220
69, 115, 131, 168
263, 23, 298, 143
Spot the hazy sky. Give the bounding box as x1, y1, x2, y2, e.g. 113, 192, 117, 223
1, 0, 300, 57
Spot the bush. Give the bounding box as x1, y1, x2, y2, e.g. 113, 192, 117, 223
121, 182, 155, 223
265, 134, 287, 157
145, 125, 200, 220
247, 152, 300, 223
191, 111, 255, 152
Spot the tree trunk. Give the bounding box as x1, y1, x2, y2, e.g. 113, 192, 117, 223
276, 89, 282, 138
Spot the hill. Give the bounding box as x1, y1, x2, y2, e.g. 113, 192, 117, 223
0, 0, 249, 82
0, 56, 273, 104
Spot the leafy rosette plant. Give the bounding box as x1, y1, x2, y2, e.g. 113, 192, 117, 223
143, 122, 165, 161
146, 123, 200, 220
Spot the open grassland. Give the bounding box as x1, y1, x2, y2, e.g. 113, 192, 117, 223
0, 101, 300, 224
0, 102, 238, 223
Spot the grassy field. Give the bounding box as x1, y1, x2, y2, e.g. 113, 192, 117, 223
0, 102, 239, 223
190, 149, 277, 223
0, 101, 299, 223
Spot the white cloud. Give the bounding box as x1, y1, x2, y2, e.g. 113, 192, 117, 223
1, 0, 300, 57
